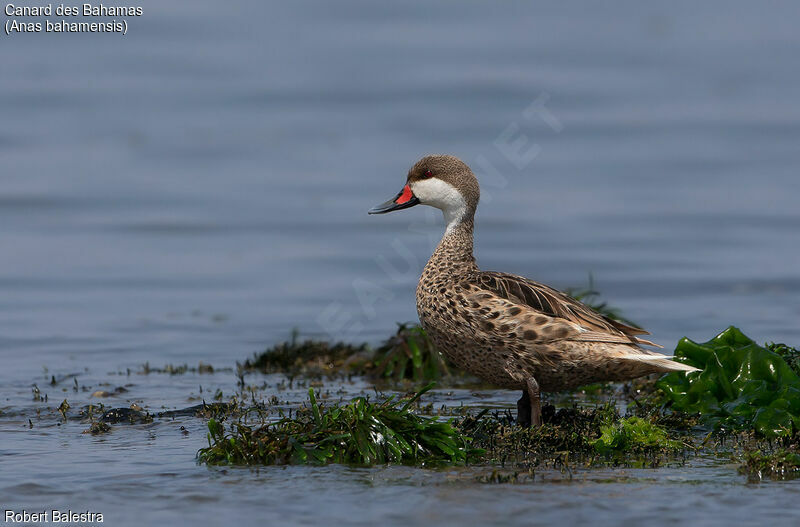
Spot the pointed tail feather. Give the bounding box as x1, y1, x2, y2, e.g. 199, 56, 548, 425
631, 336, 663, 348
622, 354, 700, 373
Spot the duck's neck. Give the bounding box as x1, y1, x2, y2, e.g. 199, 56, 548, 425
426, 213, 477, 275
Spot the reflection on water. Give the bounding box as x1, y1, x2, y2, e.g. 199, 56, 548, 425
1, 0, 799, 525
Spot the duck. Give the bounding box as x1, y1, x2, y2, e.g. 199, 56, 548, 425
369, 154, 699, 427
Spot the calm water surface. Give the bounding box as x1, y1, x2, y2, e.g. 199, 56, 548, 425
2, 1, 799, 525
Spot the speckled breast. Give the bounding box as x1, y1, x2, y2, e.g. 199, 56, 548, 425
416, 304, 523, 389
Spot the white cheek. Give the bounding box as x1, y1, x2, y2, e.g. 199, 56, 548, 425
411, 179, 467, 229
411, 179, 463, 209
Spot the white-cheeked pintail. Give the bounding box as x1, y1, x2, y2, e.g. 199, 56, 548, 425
369, 154, 698, 427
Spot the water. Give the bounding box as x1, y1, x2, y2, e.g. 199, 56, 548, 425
2, 1, 800, 525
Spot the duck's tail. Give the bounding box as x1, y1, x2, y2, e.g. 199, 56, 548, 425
622, 354, 700, 373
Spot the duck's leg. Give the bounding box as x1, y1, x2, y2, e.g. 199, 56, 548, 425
526, 377, 542, 427
516, 390, 531, 427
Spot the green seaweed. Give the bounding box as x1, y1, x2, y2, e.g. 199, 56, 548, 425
241, 329, 373, 378
592, 417, 683, 454
138, 362, 223, 375
460, 403, 616, 464
373, 323, 453, 383
657, 326, 800, 437
475, 469, 534, 484
84, 421, 111, 435
58, 399, 70, 421
241, 326, 463, 384
767, 342, 800, 377
741, 449, 800, 480
197, 385, 479, 466
459, 403, 690, 468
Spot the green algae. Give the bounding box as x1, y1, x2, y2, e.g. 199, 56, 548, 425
592, 417, 684, 454
475, 468, 535, 484
767, 342, 800, 377
373, 323, 453, 383
194, 380, 695, 470
741, 449, 800, 480
198, 392, 669, 469
657, 326, 800, 437
139, 362, 221, 375
57, 399, 70, 421
460, 404, 615, 466
241, 326, 465, 384
84, 421, 111, 435
460, 403, 690, 468
197, 385, 479, 466
240, 329, 373, 378
22, 317, 800, 479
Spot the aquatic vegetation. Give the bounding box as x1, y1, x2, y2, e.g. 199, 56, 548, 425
461, 403, 689, 467
198, 393, 693, 468
373, 323, 453, 382
657, 327, 800, 437
198, 385, 478, 466
16, 320, 800, 487
241, 329, 373, 378
475, 468, 534, 484
192, 400, 250, 420
741, 449, 800, 480
460, 404, 616, 465
139, 362, 222, 375
626, 397, 700, 431
767, 342, 800, 377
592, 417, 684, 454
242, 326, 466, 384
84, 421, 111, 435
156, 401, 250, 420
57, 399, 70, 420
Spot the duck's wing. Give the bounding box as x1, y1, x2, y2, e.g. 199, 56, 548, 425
470, 271, 660, 348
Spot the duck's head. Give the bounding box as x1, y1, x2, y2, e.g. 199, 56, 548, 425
369, 154, 480, 227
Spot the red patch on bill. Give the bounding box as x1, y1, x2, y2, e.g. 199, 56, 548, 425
395, 184, 414, 204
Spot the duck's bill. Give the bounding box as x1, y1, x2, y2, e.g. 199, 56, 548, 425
368, 184, 420, 214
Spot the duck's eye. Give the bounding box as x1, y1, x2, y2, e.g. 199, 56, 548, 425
424, 170, 433, 178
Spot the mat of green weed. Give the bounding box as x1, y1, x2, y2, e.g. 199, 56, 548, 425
658, 326, 800, 437
198, 385, 480, 466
